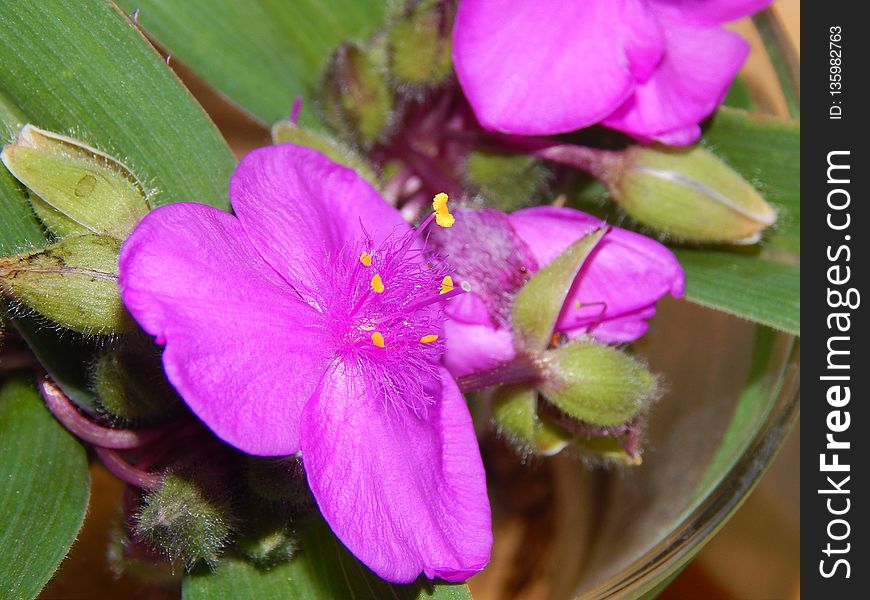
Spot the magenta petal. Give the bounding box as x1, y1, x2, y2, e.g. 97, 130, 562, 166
622, 0, 665, 83
652, 0, 772, 24
302, 364, 492, 582
231, 144, 409, 282
508, 207, 684, 342
564, 306, 656, 344
119, 203, 331, 455
453, 0, 645, 135
444, 319, 516, 379
603, 7, 749, 143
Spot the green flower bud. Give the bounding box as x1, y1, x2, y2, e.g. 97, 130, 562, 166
92, 334, 180, 425
464, 151, 548, 211
0, 235, 133, 334
271, 120, 377, 185
1, 124, 150, 239
388, 0, 454, 89
538, 341, 658, 427
322, 41, 393, 148
235, 499, 299, 568
608, 145, 777, 244
135, 466, 234, 570
491, 385, 572, 457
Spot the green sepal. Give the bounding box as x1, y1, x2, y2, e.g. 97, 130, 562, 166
0, 234, 133, 334
1, 124, 150, 239
492, 385, 572, 456
538, 341, 658, 426
512, 228, 606, 352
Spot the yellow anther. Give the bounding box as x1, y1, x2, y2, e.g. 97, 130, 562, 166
371, 331, 385, 348
440, 275, 454, 295
433, 192, 455, 228
371, 273, 385, 293
420, 334, 439, 344
360, 251, 372, 266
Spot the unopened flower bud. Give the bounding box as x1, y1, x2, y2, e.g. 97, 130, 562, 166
538, 341, 658, 427
135, 466, 234, 569
1, 124, 150, 239
93, 334, 180, 425
388, 0, 454, 89
0, 235, 133, 334
491, 385, 571, 457
322, 41, 393, 148
235, 500, 299, 567
464, 151, 548, 211
271, 121, 376, 185
608, 145, 777, 244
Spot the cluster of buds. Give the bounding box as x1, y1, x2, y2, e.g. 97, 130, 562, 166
0, 125, 315, 573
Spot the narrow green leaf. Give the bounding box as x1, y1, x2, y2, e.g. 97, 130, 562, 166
117, 0, 389, 125
723, 76, 756, 111
512, 228, 606, 352
674, 248, 800, 335
11, 318, 101, 414
183, 518, 472, 600
0, 376, 91, 599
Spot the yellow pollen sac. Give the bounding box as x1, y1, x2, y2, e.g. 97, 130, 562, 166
433, 192, 455, 228
371, 331, 386, 348
370, 273, 385, 293
440, 275, 454, 295
359, 251, 372, 266
420, 334, 439, 344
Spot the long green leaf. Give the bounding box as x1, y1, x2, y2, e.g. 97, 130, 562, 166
1, 0, 237, 407
183, 518, 473, 600
117, 0, 389, 125
0, 376, 91, 599
674, 249, 799, 337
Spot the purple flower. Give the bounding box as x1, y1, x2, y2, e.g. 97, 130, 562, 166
431, 207, 685, 378
118, 144, 491, 583
452, 0, 770, 144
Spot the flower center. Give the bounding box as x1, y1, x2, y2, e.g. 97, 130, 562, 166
308, 194, 465, 413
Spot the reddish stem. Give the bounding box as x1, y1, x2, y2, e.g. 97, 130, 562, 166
457, 357, 540, 393
38, 375, 166, 449
95, 447, 163, 490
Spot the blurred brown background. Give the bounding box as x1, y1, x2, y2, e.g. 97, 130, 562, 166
37, 2, 800, 598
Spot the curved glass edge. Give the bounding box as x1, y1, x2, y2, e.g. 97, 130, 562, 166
580, 337, 800, 599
